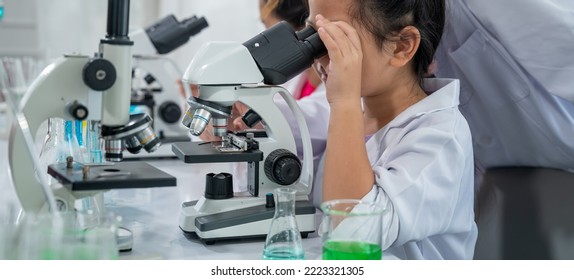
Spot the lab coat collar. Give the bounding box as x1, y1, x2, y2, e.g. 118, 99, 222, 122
386, 78, 460, 128
367, 77, 461, 150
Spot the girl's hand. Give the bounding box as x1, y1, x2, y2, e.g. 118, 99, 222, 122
315, 14, 363, 105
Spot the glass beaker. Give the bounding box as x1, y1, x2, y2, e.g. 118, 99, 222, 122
38, 118, 66, 184
320, 199, 385, 260
262, 188, 305, 260
16, 210, 120, 260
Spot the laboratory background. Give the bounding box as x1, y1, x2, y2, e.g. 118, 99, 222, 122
1, 0, 574, 262
0, 0, 327, 261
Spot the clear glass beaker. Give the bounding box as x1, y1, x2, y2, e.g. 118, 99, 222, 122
15, 210, 120, 260
262, 188, 305, 260
320, 199, 385, 260
38, 118, 66, 182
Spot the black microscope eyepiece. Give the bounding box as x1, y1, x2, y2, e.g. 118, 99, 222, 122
243, 21, 326, 85
146, 14, 209, 54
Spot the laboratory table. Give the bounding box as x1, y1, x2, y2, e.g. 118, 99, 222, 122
0, 139, 323, 260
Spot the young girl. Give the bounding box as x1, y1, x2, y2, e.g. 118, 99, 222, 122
309, 0, 477, 259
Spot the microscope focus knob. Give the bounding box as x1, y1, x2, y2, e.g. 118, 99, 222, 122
159, 101, 182, 124
83, 58, 117, 91
264, 149, 301, 186
67, 101, 89, 120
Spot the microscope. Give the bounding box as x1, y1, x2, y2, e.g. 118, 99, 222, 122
127, 14, 208, 159
8, 0, 176, 217
172, 21, 326, 243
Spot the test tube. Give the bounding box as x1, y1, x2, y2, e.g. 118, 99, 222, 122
87, 121, 103, 163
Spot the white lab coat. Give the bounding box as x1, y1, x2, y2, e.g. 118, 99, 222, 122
322, 79, 477, 259
435, 0, 574, 181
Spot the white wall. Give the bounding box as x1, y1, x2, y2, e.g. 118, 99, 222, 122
158, 0, 264, 71
1, 0, 264, 72
36, 0, 160, 60
0, 0, 160, 60
0, 0, 39, 57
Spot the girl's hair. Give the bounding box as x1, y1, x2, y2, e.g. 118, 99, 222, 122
349, 0, 445, 85
261, 0, 309, 29
350, 0, 445, 86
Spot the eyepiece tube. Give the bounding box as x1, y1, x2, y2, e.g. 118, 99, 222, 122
106, 0, 130, 40
243, 21, 325, 85
146, 15, 209, 55
303, 32, 327, 59
184, 16, 209, 37
295, 26, 316, 41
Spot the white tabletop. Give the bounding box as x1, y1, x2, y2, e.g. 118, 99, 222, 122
0, 139, 324, 260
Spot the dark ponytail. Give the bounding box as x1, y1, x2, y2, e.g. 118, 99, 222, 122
349, 0, 445, 86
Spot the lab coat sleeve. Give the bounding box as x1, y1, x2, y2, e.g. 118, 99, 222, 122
453, 0, 574, 102
365, 117, 475, 249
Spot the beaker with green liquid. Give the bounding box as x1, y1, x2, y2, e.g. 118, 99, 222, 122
320, 199, 385, 260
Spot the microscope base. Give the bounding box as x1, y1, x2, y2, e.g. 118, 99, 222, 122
179, 199, 316, 244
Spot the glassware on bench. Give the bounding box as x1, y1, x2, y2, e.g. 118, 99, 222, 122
262, 188, 305, 260
320, 199, 385, 260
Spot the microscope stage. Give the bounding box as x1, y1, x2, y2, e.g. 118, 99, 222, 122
172, 141, 263, 163
48, 161, 177, 191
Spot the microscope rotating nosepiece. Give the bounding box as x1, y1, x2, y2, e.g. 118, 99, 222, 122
101, 113, 161, 161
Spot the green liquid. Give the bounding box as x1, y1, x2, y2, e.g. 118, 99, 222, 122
263, 247, 305, 260
322, 240, 382, 260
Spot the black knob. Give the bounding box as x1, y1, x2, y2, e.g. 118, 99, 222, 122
241, 109, 262, 128
264, 149, 301, 185
205, 172, 234, 200
144, 74, 156, 85
67, 101, 89, 121
159, 102, 182, 124
82, 58, 116, 91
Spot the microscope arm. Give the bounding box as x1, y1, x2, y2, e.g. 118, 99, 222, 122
9, 55, 97, 213
270, 88, 313, 195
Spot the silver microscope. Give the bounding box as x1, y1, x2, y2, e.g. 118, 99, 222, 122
127, 15, 208, 159
172, 21, 326, 243
8, 0, 176, 217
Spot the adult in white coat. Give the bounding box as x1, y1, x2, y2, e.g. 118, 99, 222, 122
434, 0, 574, 186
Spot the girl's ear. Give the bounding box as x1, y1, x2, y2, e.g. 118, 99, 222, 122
388, 26, 421, 68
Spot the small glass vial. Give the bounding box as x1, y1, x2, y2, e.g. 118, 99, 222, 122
262, 188, 305, 260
